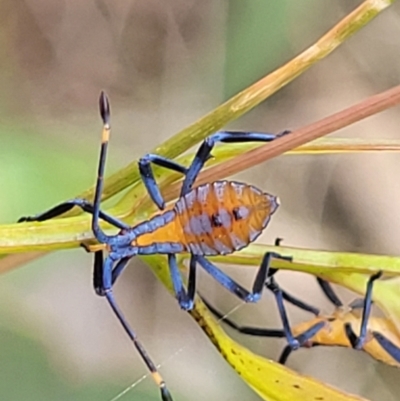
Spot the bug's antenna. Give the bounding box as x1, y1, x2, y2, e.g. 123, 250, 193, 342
99, 90, 110, 127
92, 91, 112, 243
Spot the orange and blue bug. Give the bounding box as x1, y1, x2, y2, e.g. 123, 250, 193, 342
18, 92, 291, 401
206, 269, 400, 367
287, 279, 400, 367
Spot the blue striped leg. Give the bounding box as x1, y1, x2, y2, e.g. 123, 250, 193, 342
316, 277, 343, 307
196, 251, 292, 304
18, 198, 130, 230
167, 254, 197, 310
181, 130, 288, 196
138, 154, 188, 210
372, 332, 400, 362
344, 271, 383, 349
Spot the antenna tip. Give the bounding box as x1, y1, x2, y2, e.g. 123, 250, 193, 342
99, 91, 110, 125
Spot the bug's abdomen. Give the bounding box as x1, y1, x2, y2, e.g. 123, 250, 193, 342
174, 180, 279, 255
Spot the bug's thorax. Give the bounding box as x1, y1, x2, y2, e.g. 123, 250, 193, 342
132, 180, 278, 256
132, 206, 181, 247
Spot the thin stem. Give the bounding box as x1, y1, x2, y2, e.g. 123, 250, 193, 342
162, 84, 400, 201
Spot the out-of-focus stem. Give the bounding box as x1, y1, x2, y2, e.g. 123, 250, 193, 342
162, 84, 400, 201
78, 0, 396, 204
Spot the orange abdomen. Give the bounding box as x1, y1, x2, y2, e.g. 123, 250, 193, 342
135, 180, 278, 255
174, 180, 278, 255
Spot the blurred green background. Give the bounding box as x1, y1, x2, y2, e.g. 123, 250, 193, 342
1, 1, 400, 400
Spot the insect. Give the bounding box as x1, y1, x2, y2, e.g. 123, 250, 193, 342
205, 268, 400, 367
18, 92, 291, 401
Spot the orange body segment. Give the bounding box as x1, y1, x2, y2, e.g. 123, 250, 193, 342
134, 180, 278, 255
135, 218, 182, 247
292, 309, 400, 367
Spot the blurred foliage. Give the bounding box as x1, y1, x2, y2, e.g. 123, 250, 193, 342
0, 328, 134, 401
0, 123, 92, 222
225, 1, 290, 97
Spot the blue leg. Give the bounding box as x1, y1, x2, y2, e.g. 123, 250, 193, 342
93, 250, 105, 295
316, 278, 343, 307
90, 92, 114, 244
268, 279, 322, 351
94, 252, 135, 292
268, 285, 300, 350
196, 251, 292, 303
266, 238, 320, 315
277, 322, 326, 364
181, 130, 288, 196
94, 254, 173, 401
201, 297, 286, 337
372, 331, 400, 363
138, 130, 287, 207
18, 198, 129, 230
266, 275, 320, 316
344, 271, 382, 349
186, 256, 197, 305
202, 277, 324, 365
267, 277, 325, 363
111, 257, 131, 286
105, 291, 172, 401
203, 270, 321, 338
167, 254, 194, 310
344, 323, 359, 348
138, 154, 188, 210
200, 234, 325, 364
348, 298, 366, 310
263, 240, 325, 362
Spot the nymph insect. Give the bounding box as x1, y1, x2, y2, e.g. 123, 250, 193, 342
19, 92, 291, 401
206, 269, 400, 366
